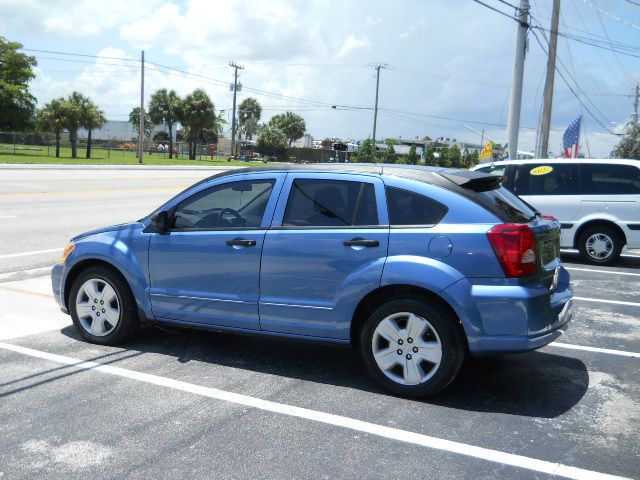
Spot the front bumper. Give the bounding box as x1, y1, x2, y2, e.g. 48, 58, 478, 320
51, 263, 68, 314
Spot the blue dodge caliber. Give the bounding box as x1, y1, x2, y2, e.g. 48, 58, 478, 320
52, 165, 573, 397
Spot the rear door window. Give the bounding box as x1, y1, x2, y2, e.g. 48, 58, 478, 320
283, 179, 379, 227
513, 164, 580, 196
580, 164, 640, 195
386, 187, 448, 226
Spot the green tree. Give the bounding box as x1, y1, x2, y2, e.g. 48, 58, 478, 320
62, 91, 90, 158
449, 144, 462, 168
461, 148, 472, 168
438, 146, 449, 167
351, 138, 377, 163
423, 146, 436, 166
178, 89, 216, 160
612, 122, 640, 159
407, 144, 419, 165
383, 139, 397, 164
256, 125, 288, 160
0, 37, 37, 132
149, 88, 181, 159
238, 97, 262, 140
269, 111, 306, 146
470, 150, 479, 167
35, 98, 66, 158
128, 107, 152, 140
82, 101, 106, 158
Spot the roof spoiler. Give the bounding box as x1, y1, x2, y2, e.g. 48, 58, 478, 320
440, 170, 505, 192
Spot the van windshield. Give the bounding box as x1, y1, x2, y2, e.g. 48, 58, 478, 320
476, 186, 537, 223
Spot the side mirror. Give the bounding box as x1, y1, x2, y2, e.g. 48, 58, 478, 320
152, 211, 170, 232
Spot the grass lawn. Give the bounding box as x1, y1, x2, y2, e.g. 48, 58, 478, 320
0, 144, 258, 166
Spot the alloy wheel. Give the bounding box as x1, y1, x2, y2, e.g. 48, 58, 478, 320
371, 312, 442, 385
75, 278, 120, 337
585, 233, 614, 261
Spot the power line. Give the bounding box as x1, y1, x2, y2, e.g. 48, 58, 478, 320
21, 48, 138, 62
577, 0, 640, 31
471, 0, 519, 21
528, 22, 618, 134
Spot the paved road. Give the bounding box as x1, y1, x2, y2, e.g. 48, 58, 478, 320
0, 167, 229, 276
1, 166, 639, 479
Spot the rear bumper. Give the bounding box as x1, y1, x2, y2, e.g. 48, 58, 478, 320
441, 267, 573, 355
470, 299, 572, 354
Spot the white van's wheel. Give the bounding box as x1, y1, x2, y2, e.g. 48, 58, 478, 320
578, 226, 622, 265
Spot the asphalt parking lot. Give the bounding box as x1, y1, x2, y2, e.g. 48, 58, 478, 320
1, 166, 639, 479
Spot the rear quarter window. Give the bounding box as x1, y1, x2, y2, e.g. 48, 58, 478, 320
386, 187, 448, 226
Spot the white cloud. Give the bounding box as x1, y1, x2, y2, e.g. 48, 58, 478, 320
335, 34, 371, 59
2, 0, 633, 157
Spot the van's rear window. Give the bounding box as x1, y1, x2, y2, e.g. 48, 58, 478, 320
476, 186, 536, 223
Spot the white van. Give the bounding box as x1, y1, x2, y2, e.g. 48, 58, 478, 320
472, 159, 640, 264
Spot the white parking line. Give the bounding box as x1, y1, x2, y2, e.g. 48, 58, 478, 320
0, 342, 630, 480
566, 267, 640, 277
0, 215, 18, 219
0, 248, 61, 260
550, 342, 640, 358
574, 296, 640, 308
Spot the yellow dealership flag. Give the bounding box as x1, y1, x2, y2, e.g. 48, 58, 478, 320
479, 141, 494, 160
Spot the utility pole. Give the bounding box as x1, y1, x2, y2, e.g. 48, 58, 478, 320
372, 64, 386, 149
536, 0, 560, 159
138, 50, 145, 164
633, 82, 639, 124
506, 0, 530, 160
230, 61, 244, 157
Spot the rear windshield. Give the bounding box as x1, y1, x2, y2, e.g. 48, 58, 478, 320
476, 186, 537, 223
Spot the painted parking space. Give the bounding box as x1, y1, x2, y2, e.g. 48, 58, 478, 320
1, 257, 639, 479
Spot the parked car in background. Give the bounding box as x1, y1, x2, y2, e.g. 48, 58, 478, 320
51, 165, 572, 397
473, 159, 640, 265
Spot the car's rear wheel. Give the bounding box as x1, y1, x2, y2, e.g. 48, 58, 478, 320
69, 266, 139, 345
578, 226, 622, 265
359, 297, 465, 397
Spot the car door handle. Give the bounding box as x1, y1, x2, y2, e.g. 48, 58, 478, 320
343, 238, 379, 248
226, 238, 257, 247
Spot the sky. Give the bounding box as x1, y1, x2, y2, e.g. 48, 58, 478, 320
1, 0, 639, 157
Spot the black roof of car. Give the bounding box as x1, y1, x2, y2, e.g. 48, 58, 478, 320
194, 163, 499, 191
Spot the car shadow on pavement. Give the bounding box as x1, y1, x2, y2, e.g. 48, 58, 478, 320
60, 325, 589, 419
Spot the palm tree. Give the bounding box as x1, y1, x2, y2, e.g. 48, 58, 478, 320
83, 102, 106, 158
35, 98, 66, 158
64, 91, 89, 158
149, 89, 181, 159
178, 89, 216, 160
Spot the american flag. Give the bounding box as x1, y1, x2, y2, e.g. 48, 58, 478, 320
563, 115, 581, 158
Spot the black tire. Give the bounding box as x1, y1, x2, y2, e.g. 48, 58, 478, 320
359, 297, 466, 398
69, 265, 139, 345
578, 225, 623, 265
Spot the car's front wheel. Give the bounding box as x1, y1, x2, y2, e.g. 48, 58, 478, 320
359, 297, 465, 398
69, 265, 139, 345
578, 225, 623, 265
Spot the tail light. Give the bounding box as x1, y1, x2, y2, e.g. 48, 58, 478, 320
542, 215, 556, 221
487, 224, 537, 277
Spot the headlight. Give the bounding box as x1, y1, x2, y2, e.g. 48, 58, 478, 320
60, 243, 75, 265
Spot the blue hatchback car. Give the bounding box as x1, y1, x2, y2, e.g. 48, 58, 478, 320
52, 165, 573, 397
